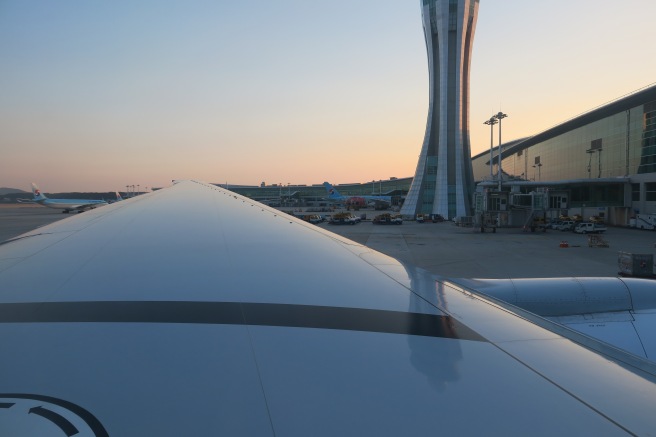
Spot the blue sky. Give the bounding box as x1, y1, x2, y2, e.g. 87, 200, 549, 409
1, 1, 655, 191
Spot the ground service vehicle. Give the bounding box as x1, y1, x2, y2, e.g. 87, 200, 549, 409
548, 220, 563, 230
373, 214, 402, 225
431, 214, 445, 223
574, 222, 607, 234
556, 221, 575, 231
329, 213, 359, 225
635, 214, 656, 230
301, 214, 323, 224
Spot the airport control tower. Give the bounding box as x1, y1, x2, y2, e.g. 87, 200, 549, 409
401, 0, 479, 219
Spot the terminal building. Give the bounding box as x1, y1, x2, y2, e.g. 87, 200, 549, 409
472, 84, 656, 227
222, 83, 656, 227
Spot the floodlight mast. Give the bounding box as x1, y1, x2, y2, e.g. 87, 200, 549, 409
494, 112, 508, 191
484, 117, 498, 182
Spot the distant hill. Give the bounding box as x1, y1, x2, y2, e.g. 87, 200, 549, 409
0, 187, 27, 195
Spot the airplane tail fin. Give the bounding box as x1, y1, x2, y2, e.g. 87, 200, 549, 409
115, 191, 123, 202
323, 182, 341, 199
31, 183, 47, 200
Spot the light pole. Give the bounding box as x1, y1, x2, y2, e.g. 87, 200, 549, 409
484, 117, 498, 182
494, 112, 508, 191
586, 149, 595, 178
586, 145, 603, 178
597, 148, 603, 178
532, 163, 542, 181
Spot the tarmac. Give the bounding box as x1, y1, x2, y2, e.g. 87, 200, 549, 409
318, 215, 656, 279
0, 204, 70, 243
1, 204, 655, 279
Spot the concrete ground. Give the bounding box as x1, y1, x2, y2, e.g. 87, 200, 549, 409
1, 204, 655, 279
0, 204, 69, 243
317, 218, 656, 279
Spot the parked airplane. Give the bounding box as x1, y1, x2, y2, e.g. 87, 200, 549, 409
30, 182, 108, 213
323, 181, 391, 204
1, 180, 656, 435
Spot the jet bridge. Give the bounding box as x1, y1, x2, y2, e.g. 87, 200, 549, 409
474, 189, 551, 231
510, 190, 548, 231
473, 190, 509, 232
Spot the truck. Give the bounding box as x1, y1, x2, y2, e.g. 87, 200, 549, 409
555, 220, 576, 231
635, 214, 656, 230
301, 214, 323, 224
573, 222, 607, 234
372, 213, 403, 225
329, 212, 359, 225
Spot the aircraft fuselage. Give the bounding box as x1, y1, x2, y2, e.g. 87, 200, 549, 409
37, 199, 107, 213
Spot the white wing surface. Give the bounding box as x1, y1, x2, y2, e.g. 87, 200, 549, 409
1, 180, 655, 436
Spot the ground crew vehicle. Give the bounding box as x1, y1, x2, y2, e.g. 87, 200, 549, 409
301, 214, 323, 224
430, 214, 445, 223
329, 212, 358, 225
373, 214, 402, 225
574, 222, 607, 234
556, 221, 575, 231
635, 214, 656, 230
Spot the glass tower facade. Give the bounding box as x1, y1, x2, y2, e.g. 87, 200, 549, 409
472, 87, 656, 183
470, 85, 656, 218
401, 0, 479, 219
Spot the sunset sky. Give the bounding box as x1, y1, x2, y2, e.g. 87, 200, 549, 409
2, 0, 655, 192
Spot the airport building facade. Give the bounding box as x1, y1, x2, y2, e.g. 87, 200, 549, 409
400, 0, 479, 219
471, 84, 656, 226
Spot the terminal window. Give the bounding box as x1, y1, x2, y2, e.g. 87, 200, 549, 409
646, 183, 656, 201
549, 195, 568, 209
639, 107, 656, 173
633, 183, 640, 202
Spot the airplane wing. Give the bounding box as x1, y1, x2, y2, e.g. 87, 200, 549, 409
1, 180, 656, 436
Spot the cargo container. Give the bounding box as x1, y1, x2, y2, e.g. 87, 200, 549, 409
618, 252, 654, 277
